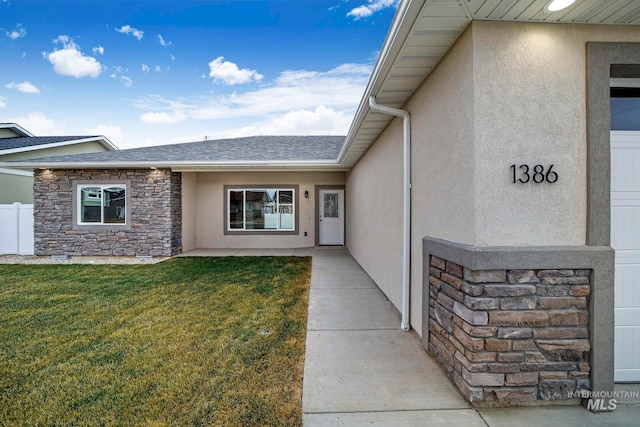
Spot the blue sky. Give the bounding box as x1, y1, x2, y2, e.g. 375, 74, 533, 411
0, 0, 397, 148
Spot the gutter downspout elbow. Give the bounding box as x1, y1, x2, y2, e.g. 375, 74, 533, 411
368, 96, 411, 332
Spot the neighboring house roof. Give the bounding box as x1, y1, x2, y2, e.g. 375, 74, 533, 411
338, 0, 640, 167
0, 123, 34, 137
0, 136, 102, 151
4, 136, 347, 170
2, 136, 118, 155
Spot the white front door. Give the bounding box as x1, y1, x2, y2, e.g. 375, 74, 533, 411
611, 131, 640, 382
318, 189, 344, 245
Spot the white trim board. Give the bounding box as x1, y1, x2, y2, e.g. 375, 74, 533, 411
0, 167, 33, 177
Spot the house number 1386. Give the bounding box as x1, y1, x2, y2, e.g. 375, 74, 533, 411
510, 164, 558, 184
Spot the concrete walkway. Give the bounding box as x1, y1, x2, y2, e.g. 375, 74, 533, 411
301, 248, 640, 426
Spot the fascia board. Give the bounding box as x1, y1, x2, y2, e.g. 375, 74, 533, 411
0, 167, 34, 177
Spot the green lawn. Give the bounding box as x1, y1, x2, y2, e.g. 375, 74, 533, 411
0, 257, 311, 426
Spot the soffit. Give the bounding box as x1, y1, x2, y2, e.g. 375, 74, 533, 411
340, 0, 640, 167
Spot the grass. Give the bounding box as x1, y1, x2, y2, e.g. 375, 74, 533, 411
0, 256, 311, 426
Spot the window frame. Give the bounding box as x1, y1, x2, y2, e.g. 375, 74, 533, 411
73, 180, 132, 230
224, 185, 299, 235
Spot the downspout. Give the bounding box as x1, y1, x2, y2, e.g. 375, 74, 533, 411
368, 96, 411, 331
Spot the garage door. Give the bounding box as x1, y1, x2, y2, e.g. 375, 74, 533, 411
611, 131, 640, 382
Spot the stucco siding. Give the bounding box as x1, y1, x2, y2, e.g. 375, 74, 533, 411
193, 171, 345, 249
472, 22, 640, 246
346, 118, 404, 313
408, 26, 477, 247
408, 27, 477, 335
181, 172, 198, 251
347, 27, 476, 336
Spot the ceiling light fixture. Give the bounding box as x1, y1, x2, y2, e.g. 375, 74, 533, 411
545, 0, 577, 12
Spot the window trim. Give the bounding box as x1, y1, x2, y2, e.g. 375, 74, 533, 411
223, 185, 299, 235
73, 180, 132, 230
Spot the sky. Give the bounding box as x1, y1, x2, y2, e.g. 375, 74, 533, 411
0, 0, 398, 149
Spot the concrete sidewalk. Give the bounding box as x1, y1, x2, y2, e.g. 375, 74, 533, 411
301, 249, 640, 426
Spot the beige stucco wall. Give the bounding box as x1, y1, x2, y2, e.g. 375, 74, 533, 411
346, 22, 640, 336
346, 118, 405, 309
181, 172, 198, 251
472, 22, 640, 246
184, 171, 345, 249
347, 26, 476, 336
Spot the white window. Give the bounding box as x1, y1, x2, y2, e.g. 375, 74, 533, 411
78, 184, 127, 225
227, 188, 295, 231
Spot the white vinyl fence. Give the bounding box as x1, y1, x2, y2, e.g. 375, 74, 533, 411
0, 203, 34, 255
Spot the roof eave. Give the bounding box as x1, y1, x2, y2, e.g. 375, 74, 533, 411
0, 159, 350, 171
338, 0, 426, 165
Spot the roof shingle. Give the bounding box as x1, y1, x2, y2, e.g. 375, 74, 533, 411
24, 135, 345, 164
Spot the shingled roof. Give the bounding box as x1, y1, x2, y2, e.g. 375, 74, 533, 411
6, 135, 347, 169
0, 136, 101, 151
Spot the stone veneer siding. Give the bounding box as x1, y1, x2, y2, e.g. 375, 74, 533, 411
428, 255, 591, 405
34, 168, 182, 257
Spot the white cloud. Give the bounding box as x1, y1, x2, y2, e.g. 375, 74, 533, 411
134, 62, 372, 135
170, 54, 175, 61
140, 111, 188, 125
157, 34, 171, 46
0, 96, 7, 108
109, 72, 132, 87
120, 76, 133, 88
43, 35, 103, 78
6, 23, 26, 40
9, 112, 65, 135
109, 66, 132, 87
347, 0, 397, 19
142, 64, 150, 72
116, 25, 143, 41
208, 56, 263, 85
222, 106, 352, 137
155, 65, 161, 72
92, 45, 104, 55
85, 124, 123, 143
193, 63, 371, 120
6, 81, 40, 94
